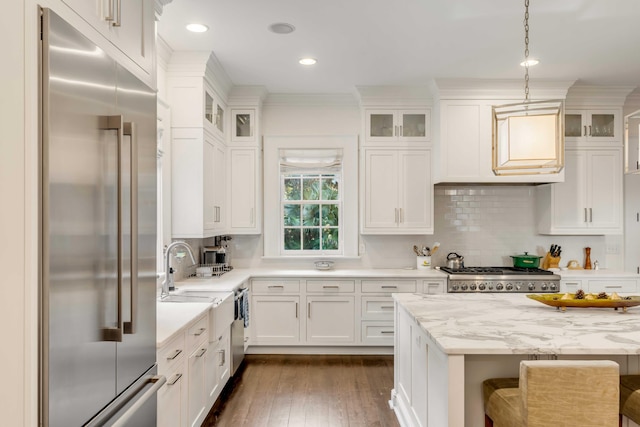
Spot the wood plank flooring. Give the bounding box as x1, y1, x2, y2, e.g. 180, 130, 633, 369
202, 354, 400, 427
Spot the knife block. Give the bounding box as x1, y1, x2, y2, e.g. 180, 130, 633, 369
542, 252, 561, 270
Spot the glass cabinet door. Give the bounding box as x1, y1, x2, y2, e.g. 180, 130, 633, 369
565, 112, 584, 138
231, 109, 256, 142
365, 109, 430, 143
215, 104, 224, 134
399, 110, 430, 142
565, 109, 619, 143
205, 92, 214, 125
367, 110, 395, 140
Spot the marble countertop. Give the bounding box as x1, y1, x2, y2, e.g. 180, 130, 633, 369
394, 292, 640, 356
156, 301, 212, 348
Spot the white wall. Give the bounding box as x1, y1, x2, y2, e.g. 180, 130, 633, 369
228, 97, 626, 271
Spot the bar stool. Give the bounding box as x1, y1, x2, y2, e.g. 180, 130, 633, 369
620, 375, 640, 424
483, 360, 619, 427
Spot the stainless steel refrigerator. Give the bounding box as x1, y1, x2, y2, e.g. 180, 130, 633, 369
39, 8, 163, 426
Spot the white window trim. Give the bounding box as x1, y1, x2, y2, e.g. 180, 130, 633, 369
263, 136, 358, 258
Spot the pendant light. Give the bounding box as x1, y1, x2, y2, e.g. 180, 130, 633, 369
492, 0, 564, 176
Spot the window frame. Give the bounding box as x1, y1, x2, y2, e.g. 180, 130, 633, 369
280, 172, 343, 255
263, 136, 358, 258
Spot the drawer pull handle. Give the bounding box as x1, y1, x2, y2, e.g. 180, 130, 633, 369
193, 327, 206, 336
167, 373, 183, 385
195, 348, 207, 358
605, 286, 623, 289
380, 306, 394, 310
166, 349, 182, 360
322, 285, 340, 289
268, 285, 284, 289
381, 285, 397, 289
380, 331, 394, 334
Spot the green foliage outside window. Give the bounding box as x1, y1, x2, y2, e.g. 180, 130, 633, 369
283, 174, 340, 252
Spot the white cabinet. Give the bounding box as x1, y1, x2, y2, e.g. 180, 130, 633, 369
204, 328, 230, 406
537, 148, 623, 235
228, 148, 261, 233
364, 109, 430, 144
362, 148, 433, 234
306, 296, 355, 344
230, 109, 257, 143
560, 277, 639, 294
60, 0, 154, 75
187, 344, 208, 427
395, 303, 428, 427
251, 295, 300, 345
171, 129, 226, 238
434, 100, 564, 183
158, 333, 188, 427
205, 91, 226, 140
565, 109, 621, 145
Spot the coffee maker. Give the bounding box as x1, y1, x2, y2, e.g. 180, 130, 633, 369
201, 235, 231, 266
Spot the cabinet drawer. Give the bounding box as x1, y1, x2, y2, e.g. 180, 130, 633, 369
422, 280, 446, 294
361, 321, 395, 345
361, 280, 416, 293
361, 296, 396, 320
186, 314, 209, 353
306, 280, 355, 293
251, 279, 300, 294
158, 333, 186, 374
587, 280, 637, 293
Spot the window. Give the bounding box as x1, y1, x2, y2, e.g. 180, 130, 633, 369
263, 136, 358, 258
282, 173, 341, 253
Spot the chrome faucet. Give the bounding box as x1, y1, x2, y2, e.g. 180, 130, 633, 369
161, 241, 197, 298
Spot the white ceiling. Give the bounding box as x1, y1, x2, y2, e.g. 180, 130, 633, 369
157, 0, 640, 94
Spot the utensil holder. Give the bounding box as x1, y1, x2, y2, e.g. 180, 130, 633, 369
417, 256, 431, 270
542, 252, 561, 270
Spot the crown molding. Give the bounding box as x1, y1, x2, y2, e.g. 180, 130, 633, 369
228, 86, 269, 106
167, 51, 233, 99
356, 85, 433, 106
565, 84, 636, 107
431, 78, 575, 101
264, 93, 359, 108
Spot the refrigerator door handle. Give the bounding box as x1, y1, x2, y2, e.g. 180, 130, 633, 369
84, 373, 166, 427
99, 115, 125, 342
123, 122, 137, 335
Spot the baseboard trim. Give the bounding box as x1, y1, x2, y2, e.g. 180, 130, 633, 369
245, 345, 394, 355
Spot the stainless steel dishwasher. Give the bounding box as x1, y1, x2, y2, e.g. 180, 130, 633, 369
231, 286, 248, 375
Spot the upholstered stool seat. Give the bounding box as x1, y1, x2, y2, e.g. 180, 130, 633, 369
483, 360, 619, 427
620, 375, 640, 424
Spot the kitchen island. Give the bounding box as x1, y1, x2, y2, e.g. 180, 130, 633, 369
392, 293, 640, 427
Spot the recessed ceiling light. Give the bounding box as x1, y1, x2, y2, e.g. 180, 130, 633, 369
186, 23, 209, 33
520, 58, 540, 67
299, 58, 317, 66
269, 23, 296, 34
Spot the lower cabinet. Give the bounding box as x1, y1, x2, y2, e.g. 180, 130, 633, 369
251, 295, 300, 345
249, 277, 446, 348
158, 309, 233, 427
306, 296, 355, 344
561, 277, 639, 294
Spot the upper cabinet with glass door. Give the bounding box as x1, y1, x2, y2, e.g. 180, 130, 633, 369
230, 109, 256, 143
204, 89, 225, 140
364, 109, 431, 145
565, 109, 621, 145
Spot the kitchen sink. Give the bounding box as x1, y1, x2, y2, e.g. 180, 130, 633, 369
159, 294, 218, 303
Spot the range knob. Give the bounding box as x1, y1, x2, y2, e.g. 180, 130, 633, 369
528, 282, 535, 291
452, 284, 459, 291
496, 283, 504, 290
461, 284, 468, 290
506, 283, 514, 291
541, 283, 548, 290
470, 284, 477, 290
550, 283, 558, 291
488, 284, 494, 290
478, 283, 486, 290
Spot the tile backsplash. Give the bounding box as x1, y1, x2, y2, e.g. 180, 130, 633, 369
211, 185, 623, 271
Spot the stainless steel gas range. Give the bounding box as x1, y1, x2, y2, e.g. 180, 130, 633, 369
440, 266, 560, 293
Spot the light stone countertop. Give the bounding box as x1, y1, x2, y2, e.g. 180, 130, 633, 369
162, 267, 446, 347
156, 301, 212, 348
393, 292, 640, 356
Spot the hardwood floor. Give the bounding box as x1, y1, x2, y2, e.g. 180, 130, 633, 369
202, 354, 400, 427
